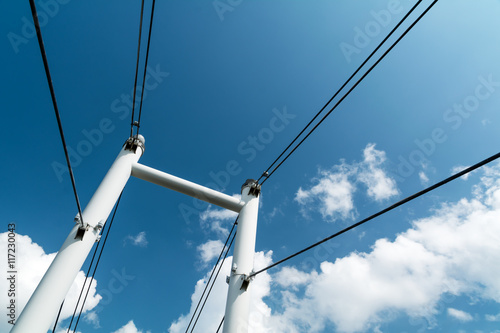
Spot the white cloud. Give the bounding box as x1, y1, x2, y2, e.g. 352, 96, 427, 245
124, 231, 148, 247
85, 310, 100, 328
481, 118, 491, 126
451, 165, 473, 180
447, 308, 473, 322
266, 238, 449, 332
358, 144, 399, 201
0, 234, 101, 333
55, 329, 81, 333
295, 144, 398, 221
212, 220, 231, 238
295, 165, 356, 221
273, 266, 317, 290
200, 197, 239, 237
270, 162, 500, 332
112, 320, 148, 333
169, 251, 273, 333
486, 313, 500, 321
419, 171, 430, 185
171, 162, 500, 332
267, 206, 284, 220
197, 239, 224, 264
201, 204, 240, 222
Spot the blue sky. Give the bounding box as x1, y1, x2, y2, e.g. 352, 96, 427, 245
2, 0, 500, 332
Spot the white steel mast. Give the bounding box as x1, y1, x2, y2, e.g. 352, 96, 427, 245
11, 135, 261, 333
11, 136, 145, 333
222, 179, 260, 333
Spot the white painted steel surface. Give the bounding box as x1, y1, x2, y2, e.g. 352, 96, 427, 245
11, 136, 144, 333
222, 183, 259, 333
131, 162, 244, 213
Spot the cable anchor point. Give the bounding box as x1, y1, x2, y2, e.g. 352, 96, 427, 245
73, 214, 88, 241
240, 272, 255, 291
242, 179, 261, 197
124, 134, 146, 153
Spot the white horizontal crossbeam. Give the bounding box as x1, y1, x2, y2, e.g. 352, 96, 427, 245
131, 162, 244, 213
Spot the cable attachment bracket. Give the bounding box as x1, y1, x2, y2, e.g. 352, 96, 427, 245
74, 213, 84, 227
242, 179, 261, 197
124, 135, 145, 153
74, 214, 89, 241
240, 272, 255, 291
94, 220, 105, 242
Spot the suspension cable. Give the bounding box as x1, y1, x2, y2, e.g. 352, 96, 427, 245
28, 0, 84, 225
259, 0, 439, 185
72, 192, 124, 333
130, 0, 156, 137
51, 300, 65, 333
257, 0, 424, 184
136, 0, 156, 138
190, 231, 237, 333
252, 150, 500, 277
184, 219, 238, 333
130, 0, 146, 137
215, 316, 224, 333
65, 225, 103, 333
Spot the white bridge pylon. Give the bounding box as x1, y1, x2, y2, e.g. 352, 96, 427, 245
11, 136, 260, 333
